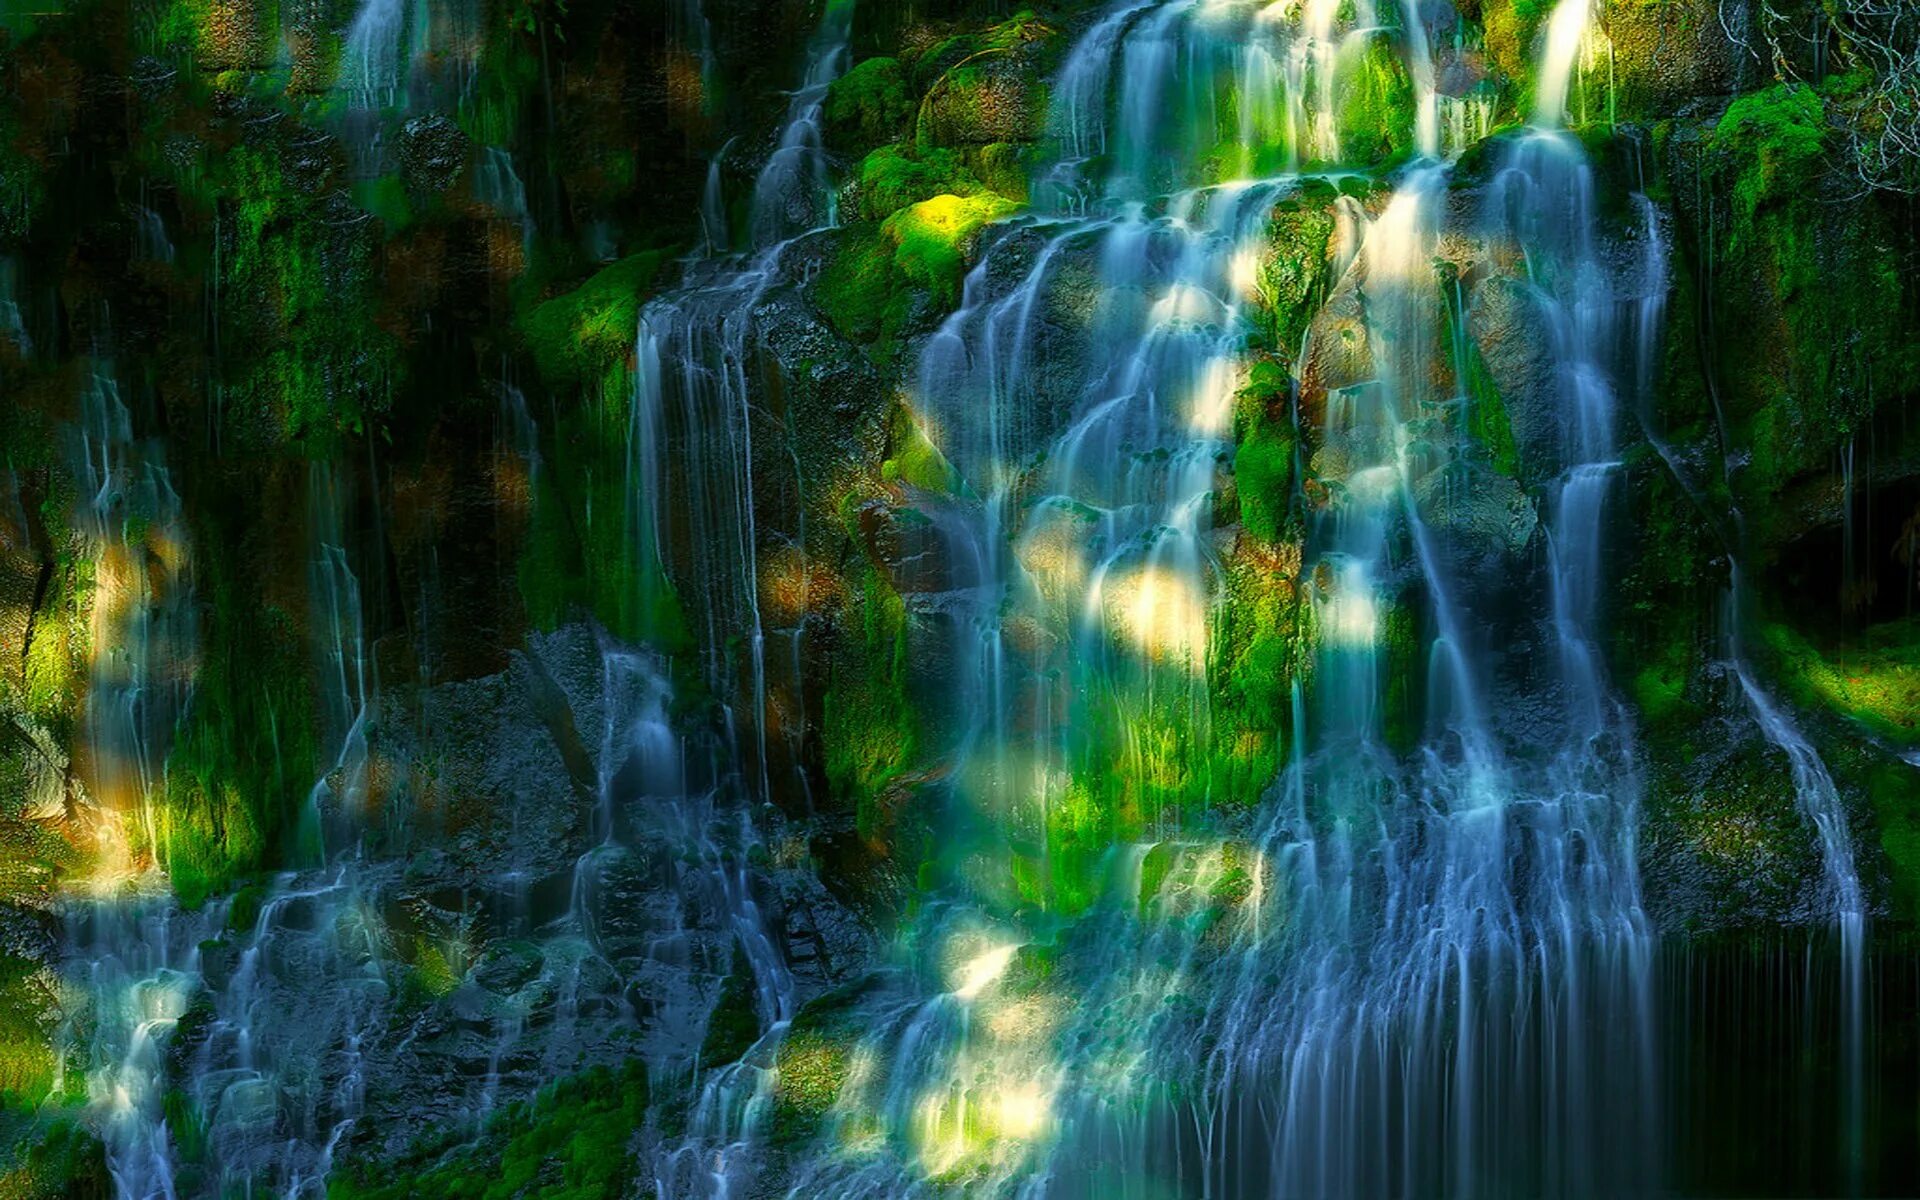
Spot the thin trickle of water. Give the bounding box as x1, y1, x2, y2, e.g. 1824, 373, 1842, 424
1728, 579, 1868, 1190
475, 146, 533, 247
748, 0, 855, 246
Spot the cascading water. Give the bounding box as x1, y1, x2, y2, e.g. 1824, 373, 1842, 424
71, 369, 195, 846
1727, 572, 1869, 1185
749, 0, 1671, 1194
630, 7, 865, 1193
64, 461, 388, 1200
748, 0, 854, 246
340, 0, 411, 109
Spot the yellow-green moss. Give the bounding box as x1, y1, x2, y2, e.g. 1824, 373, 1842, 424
520, 251, 674, 389
1758, 619, 1920, 748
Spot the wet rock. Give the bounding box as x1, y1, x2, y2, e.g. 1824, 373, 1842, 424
1298, 272, 1375, 428
400, 116, 469, 196
1468, 273, 1561, 484
473, 940, 544, 995
918, 52, 1045, 148
1605, 0, 1755, 119
855, 499, 952, 596
1640, 701, 1830, 930
1413, 461, 1540, 568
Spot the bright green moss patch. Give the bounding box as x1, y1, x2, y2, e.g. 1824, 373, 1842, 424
0, 954, 59, 1106
769, 979, 873, 1148
329, 1060, 649, 1200
155, 587, 317, 908
521, 251, 673, 388
851, 144, 987, 223
1758, 619, 1920, 748
1715, 85, 1829, 226
882, 403, 963, 496
1209, 541, 1314, 808
412, 938, 463, 998
885, 193, 1018, 308
814, 192, 1019, 355
1698, 83, 1919, 515
1333, 33, 1417, 167
1232, 359, 1295, 544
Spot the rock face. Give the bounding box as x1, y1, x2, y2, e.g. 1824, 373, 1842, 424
4, 0, 1920, 1192
1469, 273, 1563, 484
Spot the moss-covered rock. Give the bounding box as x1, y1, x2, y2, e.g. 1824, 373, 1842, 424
1333, 31, 1419, 168
520, 251, 675, 391
329, 1059, 650, 1200
825, 56, 915, 152
769, 976, 878, 1147
1670, 84, 1920, 545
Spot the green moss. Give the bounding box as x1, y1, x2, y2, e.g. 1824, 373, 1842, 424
329, 1060, 649, 1200
1867, 758, 1920, 919
1232, 360, 1295, 544
769, 980, 873, 1148
1458, 327, 1520, 478
513, 250, 695, 649
0, 954, 59, 1107
813, 192, 1018, 356
1208, 539, 1314, 810
821, 562, 915, 838
412, 938, 462, 999
698, 944, 761, 1068
770, 1028, 849, 1143
824, 57, 914, 151
0, 1113, 109, 1198
882, 402, 963, 496
188, 142, 403, 448
885, 192, 1018, 309
1758, 618, 1920, 748
1332, 33, 1417, 168
1697, 83, 1919, 516
155, 578, 317, 908
520, 251, 673, 389
1716, 86, 1829, 225
1257, 188, 1338, 358
352, 175, 414, 232
851, 144, 986, 223
1379, 599, 1423, 753
513, 375, 691, 650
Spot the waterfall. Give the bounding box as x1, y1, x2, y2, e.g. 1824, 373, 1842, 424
1728, 575, 1869, 1186
303, 461, 376, 856
633, 8, 865, 1192
474, 146, 533, 247
1533, 0, 1591, 128
340, 0, 409, 108
755, 0, 1670, 1193
71, 368, 195, 857
747, 0, 855, 246
65, 462, 386, 1200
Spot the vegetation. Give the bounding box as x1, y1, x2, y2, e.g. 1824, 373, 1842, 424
328, 1061, 650, 1200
